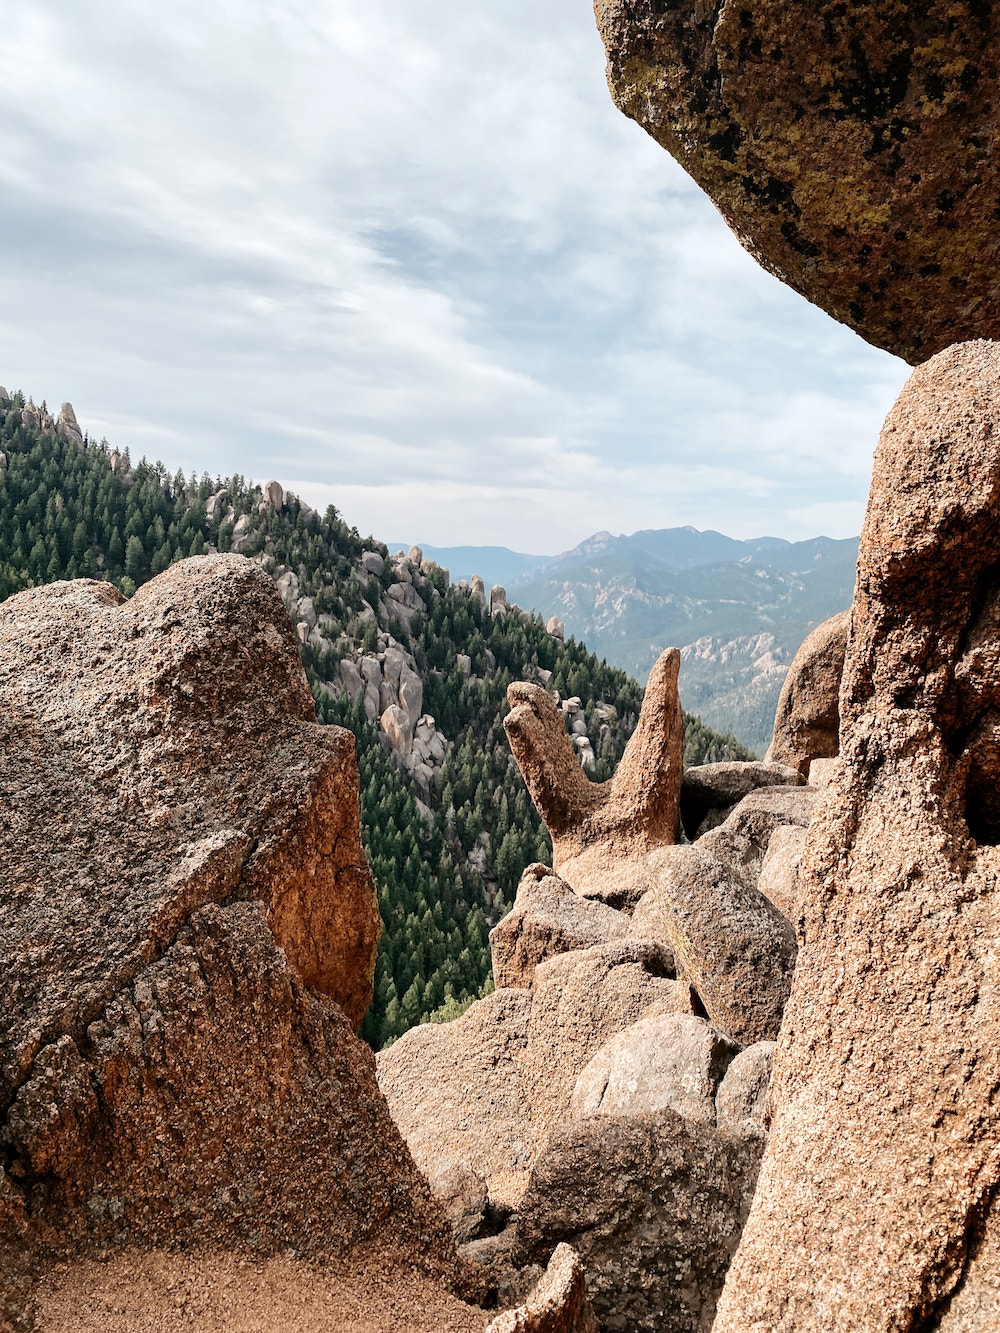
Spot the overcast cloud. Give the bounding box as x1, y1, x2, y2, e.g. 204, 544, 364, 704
0, 0, 908, 551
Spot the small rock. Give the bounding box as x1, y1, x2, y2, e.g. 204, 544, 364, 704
427, 1162, 488, 1244
718, 785, 817, 885
546, 617, 565, 641
490, 866, 632, 989
485, 1243, 599, 1333
766, 609, 850, 777
361, 550, 384, 577
264, 479, 284, 511
808, 756, 839, 789
757, 824, 807, 923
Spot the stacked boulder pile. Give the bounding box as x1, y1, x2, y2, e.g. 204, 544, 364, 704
379, 629, 840, 1329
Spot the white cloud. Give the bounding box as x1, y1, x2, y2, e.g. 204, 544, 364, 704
0, 0, 909, 551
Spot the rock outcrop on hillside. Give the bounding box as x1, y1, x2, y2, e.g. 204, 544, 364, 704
715, 341, 1000, 1331
595, 0, 1000, 363
0, 555, 454, 1324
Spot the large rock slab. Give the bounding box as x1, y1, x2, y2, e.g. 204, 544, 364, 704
0, 556, 452, 1320
595, 1, 1000, 364
489, 865, 632, 988
504, 649, 684, 908
513, 1110, 762, 1333
1, 557, 381, 1042
716, 341, 1000, 1331
569, 1012, 738, 1126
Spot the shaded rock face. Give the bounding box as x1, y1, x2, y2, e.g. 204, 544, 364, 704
766, 608, 851, 777
0, 556, 451, 1316
504, 649, 684, 908
715, 341, 1000, 1331
595, 1, 1000, 364
515, 1111, 761, 1333
680, 761, 803, 840
485, 1244, 599, 1333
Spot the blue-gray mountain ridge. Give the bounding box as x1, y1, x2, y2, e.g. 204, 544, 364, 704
392, 527, 859, 754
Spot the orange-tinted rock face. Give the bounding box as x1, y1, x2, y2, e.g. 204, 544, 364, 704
1, 554, 379, 1046
0, 556, 452, 1322
715, 341, 1000, 1330
595, 0, 1000, 364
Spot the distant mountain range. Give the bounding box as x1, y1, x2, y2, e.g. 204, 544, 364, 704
394, 526, 859, 755
385, 542, 548, 589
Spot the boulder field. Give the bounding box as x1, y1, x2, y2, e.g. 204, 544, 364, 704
380, 634, 835, 1329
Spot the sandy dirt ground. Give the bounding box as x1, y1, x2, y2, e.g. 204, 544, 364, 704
33, 1249, 489, 1333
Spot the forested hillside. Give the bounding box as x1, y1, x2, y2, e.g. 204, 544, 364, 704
0, 390, 752, 1047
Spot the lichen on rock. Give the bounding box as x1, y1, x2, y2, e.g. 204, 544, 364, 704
595, 0, 1000, 364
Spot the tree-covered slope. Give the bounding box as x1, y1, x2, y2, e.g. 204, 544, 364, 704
0, 391, 753, 1048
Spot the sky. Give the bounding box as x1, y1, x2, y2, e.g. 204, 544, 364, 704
0, 1, 910, 553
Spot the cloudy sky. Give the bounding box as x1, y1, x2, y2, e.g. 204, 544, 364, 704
0, 0, 908, 553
